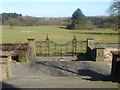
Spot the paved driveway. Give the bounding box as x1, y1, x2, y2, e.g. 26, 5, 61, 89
2, 76, 118, 88
1, 61, 119, 89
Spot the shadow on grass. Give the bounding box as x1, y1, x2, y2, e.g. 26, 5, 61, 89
70, 31, 119, 35
58, 27, 68, 30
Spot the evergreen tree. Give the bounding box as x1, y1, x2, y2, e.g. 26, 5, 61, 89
67, 8, 87, 30
2, 13, 22, 24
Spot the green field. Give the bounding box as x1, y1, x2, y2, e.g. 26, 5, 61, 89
2, 25, 119, 43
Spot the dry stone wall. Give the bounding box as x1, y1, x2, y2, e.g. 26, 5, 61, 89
0, 59, 7, 80
104, 48, 120, 61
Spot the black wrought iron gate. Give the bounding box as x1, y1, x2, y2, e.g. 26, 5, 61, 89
35, 35, 87, 56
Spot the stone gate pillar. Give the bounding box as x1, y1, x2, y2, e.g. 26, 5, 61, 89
6, 55, 12, 78
86, 38, 95, 60
111, 51, 120, 82
95, 47, 105, 62
27, 38, 36, 60
87, 38, 95, 49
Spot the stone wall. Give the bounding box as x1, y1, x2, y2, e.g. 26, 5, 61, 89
0, 59, 7, 81
0, 57, 12, 81
0, 43, 30, 62
0, 40, 35, 62
104, 48, 120, 61
95, 43, 120, 48
0, 43, 28, 51
1, 40, 120, 62
95, 43, 120, 61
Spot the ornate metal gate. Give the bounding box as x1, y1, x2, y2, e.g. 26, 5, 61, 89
35, 35, 87, 56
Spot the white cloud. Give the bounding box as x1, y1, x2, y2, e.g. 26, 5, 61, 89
1, 0, 112, 2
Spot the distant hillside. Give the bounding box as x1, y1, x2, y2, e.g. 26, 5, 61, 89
0, 12, 117, 29
1, 13, 69, 26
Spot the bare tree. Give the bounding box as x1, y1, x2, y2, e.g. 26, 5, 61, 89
108, 0, 120, 16
4, 18, 21, 29
108, 0, 120, 30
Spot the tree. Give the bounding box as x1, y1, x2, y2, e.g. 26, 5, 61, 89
10, 23, 13, 29
108, 0, 120, 30
4, 18, 21, 29
2, 13, 22, 24
67, 8, 93, 30
67, 8, 87, 30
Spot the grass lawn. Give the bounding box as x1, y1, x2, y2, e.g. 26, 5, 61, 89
2, 25, 119, 43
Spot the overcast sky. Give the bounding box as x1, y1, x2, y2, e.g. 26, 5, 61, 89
1, 0, 113, 17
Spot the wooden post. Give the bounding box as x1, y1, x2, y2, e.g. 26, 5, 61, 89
95, 47, 105, 62
27, 38, 36, 60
